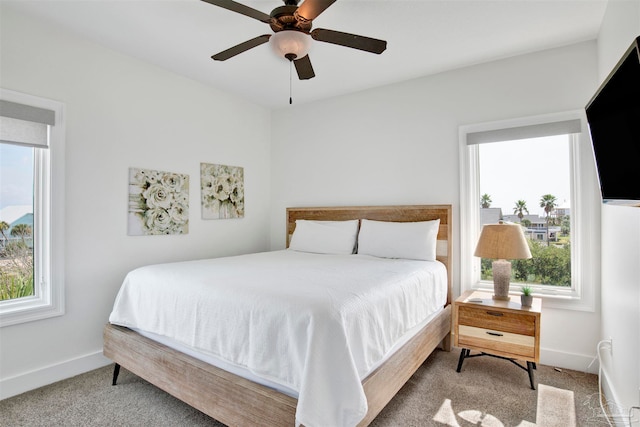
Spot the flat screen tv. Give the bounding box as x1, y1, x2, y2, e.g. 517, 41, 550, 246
585, 35, 640, 206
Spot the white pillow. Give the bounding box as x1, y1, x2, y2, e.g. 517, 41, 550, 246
357, 219, 440, 261
289, 219, 359, 255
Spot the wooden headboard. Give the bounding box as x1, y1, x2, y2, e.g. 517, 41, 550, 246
286, 205, 453, 305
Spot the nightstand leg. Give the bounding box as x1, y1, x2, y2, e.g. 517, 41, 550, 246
456, 348, 469, 372
527, 361, 536, 390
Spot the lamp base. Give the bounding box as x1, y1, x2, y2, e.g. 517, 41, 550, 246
492, 259, 512, 301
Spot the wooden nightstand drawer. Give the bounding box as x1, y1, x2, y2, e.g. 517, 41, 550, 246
457, 325, 536, 359
458, 305, 536, 336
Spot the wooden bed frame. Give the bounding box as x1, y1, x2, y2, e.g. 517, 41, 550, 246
103, 204, 452, 426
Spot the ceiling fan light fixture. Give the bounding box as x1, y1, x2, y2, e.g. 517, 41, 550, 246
270, 30, 311, 60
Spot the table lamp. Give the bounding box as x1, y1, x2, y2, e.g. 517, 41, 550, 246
474, 221, 532, 300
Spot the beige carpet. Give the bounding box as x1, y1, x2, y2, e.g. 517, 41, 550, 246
0, 348, 609, 426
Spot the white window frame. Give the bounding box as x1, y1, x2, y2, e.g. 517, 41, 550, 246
0, 88, 65, 326
459, 110, 600, 311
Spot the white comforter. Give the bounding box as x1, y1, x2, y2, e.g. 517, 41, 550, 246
109, 250, 447, 427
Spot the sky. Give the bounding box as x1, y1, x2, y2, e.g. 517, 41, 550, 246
479, 135, 571, 218
0, 143, 34, 211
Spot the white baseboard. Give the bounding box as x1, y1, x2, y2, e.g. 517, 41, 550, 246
0, 350, 112, 400
599, 351, 634, 427
540, 347, 599, 374
601, 372, 631, 427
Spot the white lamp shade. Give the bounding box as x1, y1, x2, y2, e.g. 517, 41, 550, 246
270, 30, 311, 60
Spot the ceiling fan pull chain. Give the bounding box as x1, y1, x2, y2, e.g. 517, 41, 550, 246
289, 59, 293, 105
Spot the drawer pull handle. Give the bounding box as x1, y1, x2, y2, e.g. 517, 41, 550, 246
486, 331, 503, 337
486, 311, 504, 317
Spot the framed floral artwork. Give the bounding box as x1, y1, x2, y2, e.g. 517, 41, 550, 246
200, 163, 244, 219
128, 167, 189, 235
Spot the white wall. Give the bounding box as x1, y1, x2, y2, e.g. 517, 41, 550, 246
597, 0, 640, 419
271, 41, 602, 371
0, 6, 272, 398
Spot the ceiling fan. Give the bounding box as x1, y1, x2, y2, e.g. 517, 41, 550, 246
202, 0, 387, 80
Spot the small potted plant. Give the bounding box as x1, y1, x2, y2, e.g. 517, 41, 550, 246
521, 285, 533, 307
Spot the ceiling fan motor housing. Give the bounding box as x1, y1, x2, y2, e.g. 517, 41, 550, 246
269, 6, 312, 33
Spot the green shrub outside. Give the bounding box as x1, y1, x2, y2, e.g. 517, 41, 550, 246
0, 240, 35, 301
480, 239, 571, 287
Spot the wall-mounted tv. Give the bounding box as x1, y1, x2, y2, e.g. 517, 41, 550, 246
585, 36, 640, 206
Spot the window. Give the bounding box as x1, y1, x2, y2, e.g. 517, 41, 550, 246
479, 135, 572, 287
0, 89, 65, 326
0, 144, 35, 298
459, 111, 600, 311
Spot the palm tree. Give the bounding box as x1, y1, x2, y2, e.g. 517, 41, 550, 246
513, 200, 529, 221
539, 194, 558, 246
561, 215, 571, 236
480, 194, 492, 209
0, 221, 9, 247
10, 224, 32, 244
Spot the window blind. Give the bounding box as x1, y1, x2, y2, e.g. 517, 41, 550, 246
0, 100, 55, 148
466, 119, 582, 145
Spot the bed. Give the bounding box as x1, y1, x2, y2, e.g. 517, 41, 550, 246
103, 204, 452, 427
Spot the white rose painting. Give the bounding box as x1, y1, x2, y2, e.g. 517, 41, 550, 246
128, 167, 189, 235
200, 163, 244, 219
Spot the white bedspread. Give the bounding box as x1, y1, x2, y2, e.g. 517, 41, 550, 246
109, 250, 447, 427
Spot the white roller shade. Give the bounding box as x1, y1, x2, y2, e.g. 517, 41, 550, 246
0, 100, 55, 148
467, 119, 582, 145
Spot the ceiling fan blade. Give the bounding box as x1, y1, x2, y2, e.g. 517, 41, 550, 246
295, 0, 337, 22
311, 28, 387, 54
201, 0, 271, 23
212, 35, 271, 61
294, 55, 315, 80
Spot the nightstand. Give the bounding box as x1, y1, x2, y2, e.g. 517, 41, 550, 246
453, 289, 541, 389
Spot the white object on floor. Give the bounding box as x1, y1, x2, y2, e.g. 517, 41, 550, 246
536, 384, 577, 427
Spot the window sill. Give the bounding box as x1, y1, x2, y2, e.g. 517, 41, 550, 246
467, 281, 595, 312
0, 289, 64, 327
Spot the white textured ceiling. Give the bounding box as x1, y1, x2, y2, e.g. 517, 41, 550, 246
3, 0, 608, 109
